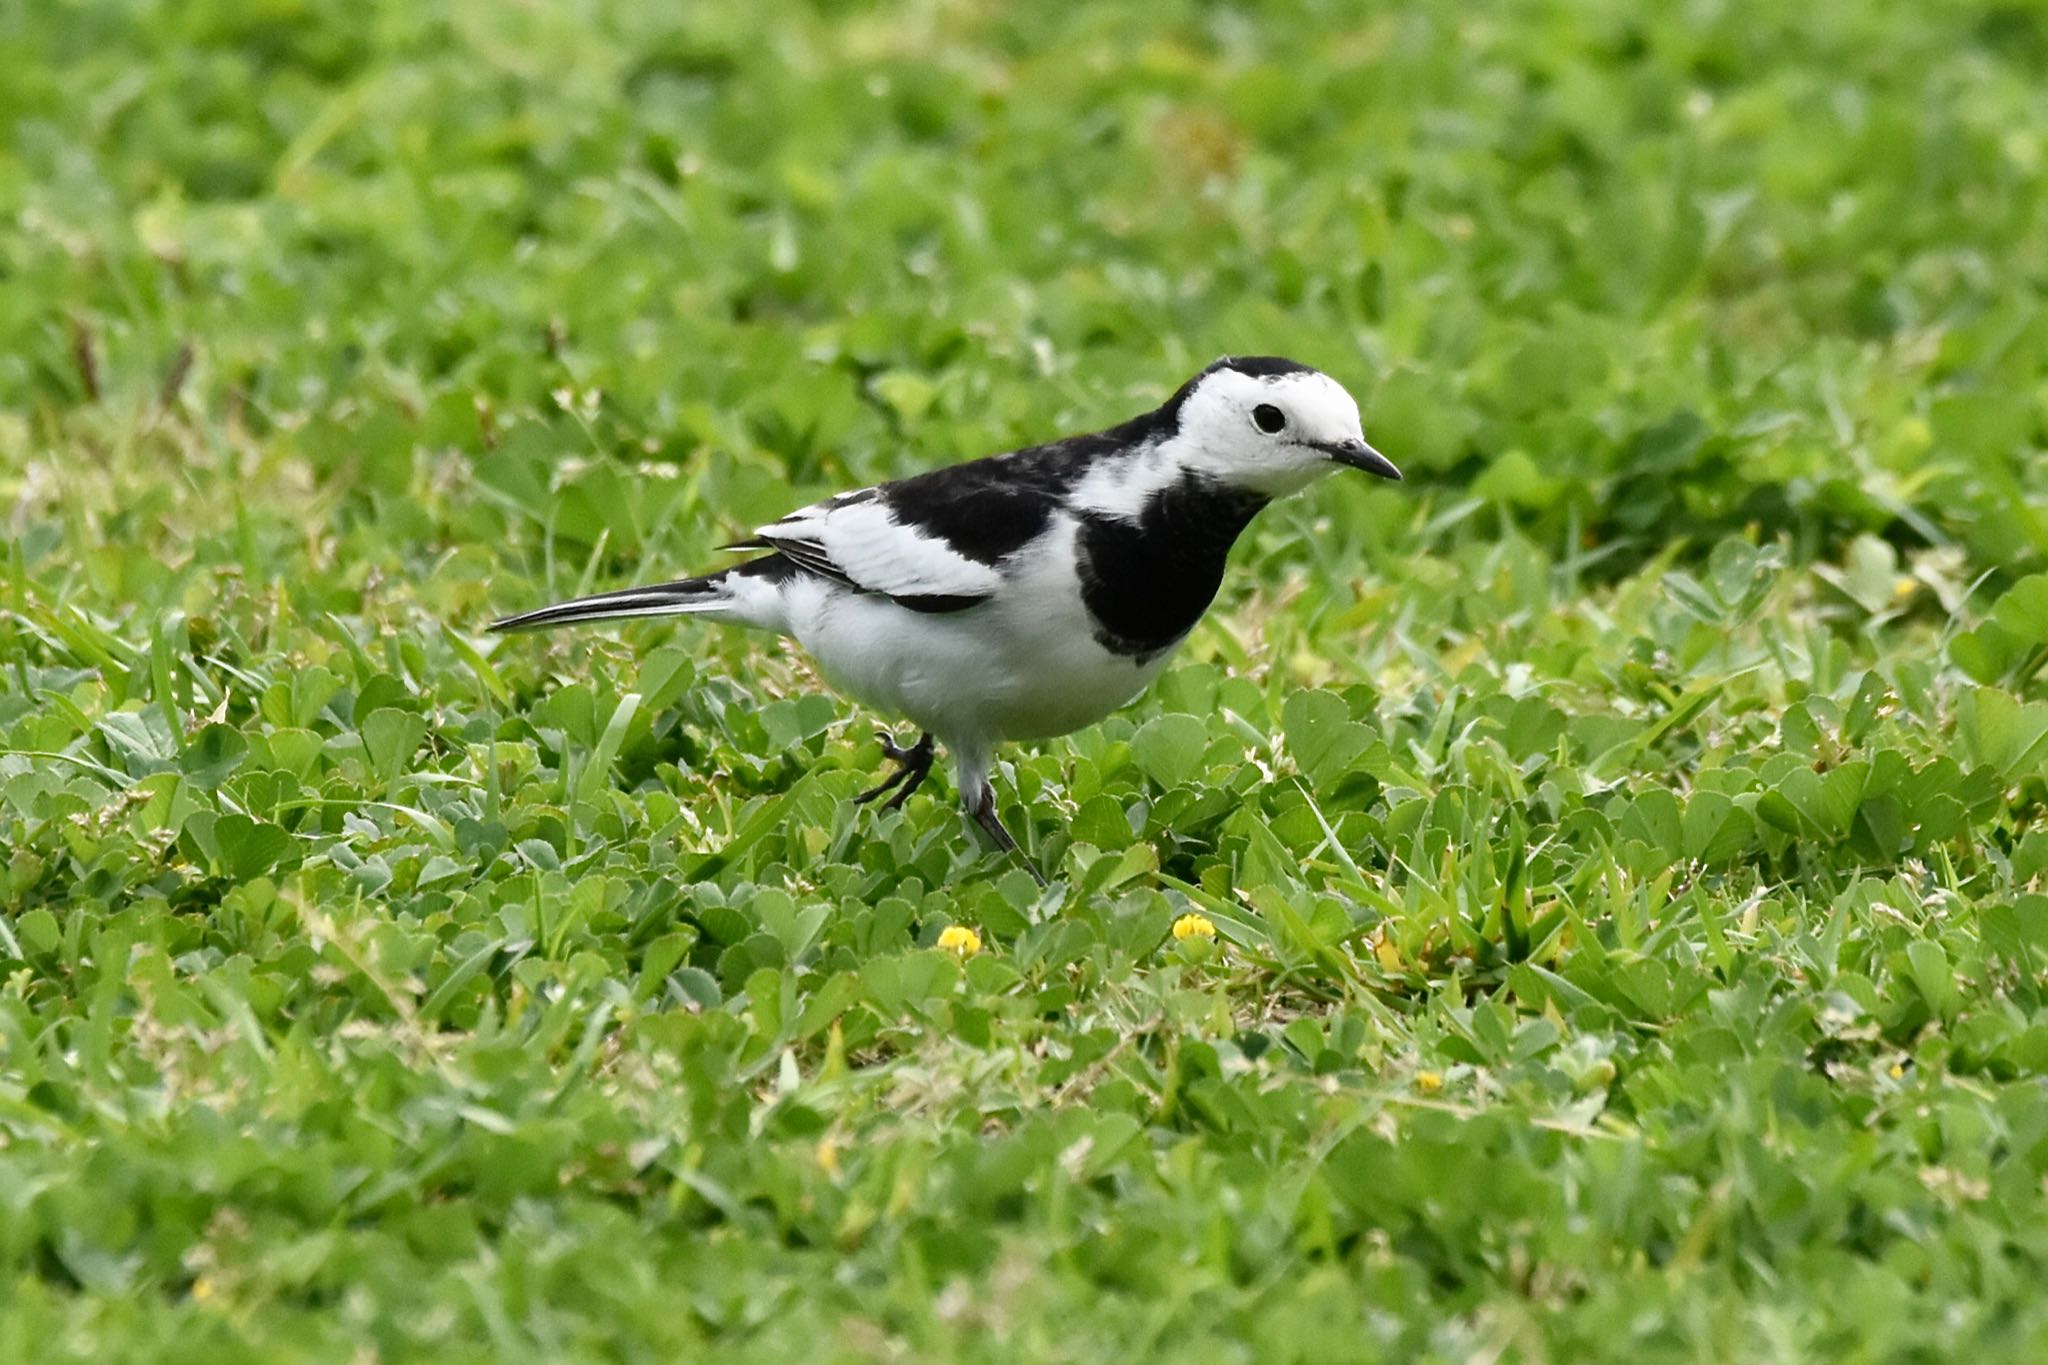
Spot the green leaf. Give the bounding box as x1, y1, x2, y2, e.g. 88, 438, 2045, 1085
210, 813, 294, 883
1619, 789, 1682, 856
574, 691, 641, 805
1282, 690, 1371, 787
361, 708, 430, 787
1955, 688, 2048, 777
99, 709, 176, 770
1950, 623, 2020, 683
1129, 713, 1209, 790
421, 940, 504, 1022
1906, 940, 1960, 1022
16, 908, 60, 957
177, 723, 248, 789
1683, 792, 1754, 862
870, 371, 937, 422
1472, 449, 1564, 509
1993, 574, 2048, 643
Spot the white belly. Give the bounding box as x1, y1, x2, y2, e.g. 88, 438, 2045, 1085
780, 524, 1177, 746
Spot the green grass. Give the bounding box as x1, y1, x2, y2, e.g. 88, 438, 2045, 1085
6, 0, 2048, 1359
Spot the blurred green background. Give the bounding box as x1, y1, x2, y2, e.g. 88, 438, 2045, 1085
5, 1, 2048, 1360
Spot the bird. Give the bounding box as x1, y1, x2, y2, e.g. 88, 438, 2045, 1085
490, 355, 1402, 884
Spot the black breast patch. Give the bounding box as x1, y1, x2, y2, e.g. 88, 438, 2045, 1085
1075, 474, 1267, 658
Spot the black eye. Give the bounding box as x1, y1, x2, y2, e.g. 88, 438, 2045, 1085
1251, 403, 1286, 434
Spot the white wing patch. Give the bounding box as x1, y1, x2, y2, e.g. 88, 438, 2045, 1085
1067, 446, 1176, 523
752, 494, 1004, 603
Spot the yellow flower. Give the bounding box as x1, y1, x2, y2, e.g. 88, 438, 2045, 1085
1372, 932, 1403, 972
816, 1138, 841, 1177
1416, 1070, 1444, 1094
937, 925, 982, 956
1172, 913, 1217, 942
1893, 576, 1918, 603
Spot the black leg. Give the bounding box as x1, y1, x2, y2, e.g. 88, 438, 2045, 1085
970, 783, 1047, 887
857, 731, 935, 811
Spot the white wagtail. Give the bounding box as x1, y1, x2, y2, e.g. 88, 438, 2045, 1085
492, 356, 1401, 883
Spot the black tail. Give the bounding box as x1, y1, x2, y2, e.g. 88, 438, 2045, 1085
488, 572, 733, 632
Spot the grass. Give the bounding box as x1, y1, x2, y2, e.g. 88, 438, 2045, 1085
5, 0, 2048, 1359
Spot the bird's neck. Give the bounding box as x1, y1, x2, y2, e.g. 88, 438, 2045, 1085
1073, 470, 1267, 660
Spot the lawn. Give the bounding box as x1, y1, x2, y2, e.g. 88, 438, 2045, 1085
5, 0, 2048, 1359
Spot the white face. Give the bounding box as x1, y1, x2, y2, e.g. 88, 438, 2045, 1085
1173, 362, 1398, 498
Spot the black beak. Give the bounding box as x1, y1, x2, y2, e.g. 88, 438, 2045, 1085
1320, 437, 1402, 481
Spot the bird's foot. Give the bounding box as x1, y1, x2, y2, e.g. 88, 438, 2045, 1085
970, 783, 1048, 887
856, 730, 936, 811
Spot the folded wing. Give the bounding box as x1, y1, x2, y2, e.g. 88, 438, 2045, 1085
735, 487, 1006, 613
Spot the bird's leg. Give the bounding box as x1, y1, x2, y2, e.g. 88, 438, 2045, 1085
969, 782, 1048, 887
856, 730, 936, 810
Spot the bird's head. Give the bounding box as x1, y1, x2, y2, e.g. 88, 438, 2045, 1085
1165, 356, 1401, 499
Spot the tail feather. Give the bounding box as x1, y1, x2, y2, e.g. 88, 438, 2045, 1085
488, 572, 732, 632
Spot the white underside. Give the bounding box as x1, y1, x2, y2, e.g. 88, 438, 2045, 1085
713, 516, 1177, 799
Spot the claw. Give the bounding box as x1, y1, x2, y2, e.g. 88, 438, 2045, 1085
854, 767, 910, 805
856, 730, 935, 808
876, 730, 922, 765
